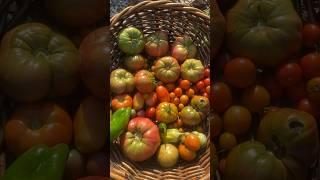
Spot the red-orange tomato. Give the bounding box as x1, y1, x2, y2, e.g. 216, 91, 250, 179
178, 103, 184, 111
156, 86, 170, 102
178, 144, 196, 161
300, 52, 320, 79
186, 88, 195, 97
204, 78, 210, 87
306, 77, 320, 102
204, 68, 210, 77
184, 134, 201, 151
146, 107, 156, 118
143, 92, 158, 107
302, 23, 320, 48
276, 63, 302, 87
296, 98, 319, 118
173, 97, 180, 105
196, 81, 205, 91
111, 94, 133, 111
180, 79, 191, 90
180, 95, 189, 105
203, 92, 209, 98
173, 87, 183, 97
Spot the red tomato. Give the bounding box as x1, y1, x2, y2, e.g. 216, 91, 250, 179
286, 82, 306, 102
302, 23, 320, 48
169, 92, 176, 99
136, 110, 146, 117
300, 52, 320, 79
173, 87, 183, 97
296, 98, 319, 118
186, 88, 195, 97
204, 78, 210, 87
173, 97, 180, 105
146, 107, 156, 118
156, 86, 170, 102
206, 86, 210, 94
263, 75, 284, 100
276, 62, 302, 87
143, 92, 158, 107
196, 81, 205, 91
179, 80, 191, 90
204, 68, 210, 77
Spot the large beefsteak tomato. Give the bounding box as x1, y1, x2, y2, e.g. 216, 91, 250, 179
0, 23, 80, 102
153, 56, 180, 83
135, 70, 156, 93
110, 69, 135, 94
180, 59, 204, 83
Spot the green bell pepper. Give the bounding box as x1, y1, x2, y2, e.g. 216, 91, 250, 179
2, 144, 69, 180
110, 108, 131, 142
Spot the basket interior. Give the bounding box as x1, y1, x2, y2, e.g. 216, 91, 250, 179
110, 2, 211, 179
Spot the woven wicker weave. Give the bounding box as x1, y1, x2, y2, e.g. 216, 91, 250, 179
110, 0, 211, 179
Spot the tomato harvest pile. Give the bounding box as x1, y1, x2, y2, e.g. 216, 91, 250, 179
110, 27, 210, 167
214, 0, 320, 179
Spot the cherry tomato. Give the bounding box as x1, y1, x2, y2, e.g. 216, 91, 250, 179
173, 87, 183, 97
204, 78, 210, 87
173, 97, 180, 105
223, 106, 252, 135
184, 134, 201, 151
186, 88, 195, 97
176, 119, 183, 128
196, 81, 205, 91
204, 68, 210, 77
300, 52, 320, 79
276, 62, 302, 87
136, 110, 145, 117
296, 98, 319, 118
302, 23, 320, 48
178, 144, 196, 161
156, 86, 170, 102
202, 92, 209, 98
165, 83, 176, 92
206, 86, 210, 94
286, 82, 306, 102
146, 107, 156, 118
212, 82, 232, 113
224, 57, 256, 88
169, 92, 176, 99
219, 132, 237, 150
180, 95, 189, 105
241, 85, 270, 113
179, 79, 191, 90
178, 103, 184, 111
306, 77, 320, 102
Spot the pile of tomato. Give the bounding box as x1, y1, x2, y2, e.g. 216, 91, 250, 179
110, 27, 211, 167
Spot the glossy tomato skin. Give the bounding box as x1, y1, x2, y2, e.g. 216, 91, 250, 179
224, 58, 256, 88
5, 103, 73, 155
212, 82, 232, 113
121, 117, 160, 162
154, 56, 180, 83
156, 86, 170, 102
302, 23, 320, 48
45, 0, 106, 28
145, 31, 169, 57
80, 27, 108, 98
0, 23, 80, 102
300, 52, 320, 79
276, 63, 302, 87
135, 70, 156, 93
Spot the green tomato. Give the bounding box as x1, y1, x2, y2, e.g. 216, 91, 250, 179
179, 106, 201, 126
181, 59, 204, 83
118, 27, 145, 55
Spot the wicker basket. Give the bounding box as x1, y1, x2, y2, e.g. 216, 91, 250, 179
110, 0, 211, 179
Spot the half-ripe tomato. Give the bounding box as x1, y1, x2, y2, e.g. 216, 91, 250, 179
224, 57, 256, 88
169, 92, 176, 99
306, 77, 320, 102
302, 23, 320, 48
156, 102, 178, 124
186, 88, 195, 98
171, 36, 197, 63
206, 86, 210, 94
5, 103, 72, 155
146, 107, 156, 119
184, 134, 201, 151
178, 144, 196, 161
156, 86, 170, 102
276, 62, 302, 87
173, 87, 183, 97
145, 31, 169, 57
212, 82, 232, 113
286, 81, 306, 102
179, 79, 191, 90
111, 94, 133, 111
296, 98, 319, 118
135, 70, 156, 93
300, 52, 320, 79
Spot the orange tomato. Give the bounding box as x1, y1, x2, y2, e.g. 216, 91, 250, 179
204, 68, 210, 77
173, 87, 183, 97
178, 144, 196, 161
166, 83, 176, 92
223, 106, 252, 135
196, 81, 205, 91
156, 86, 170, 102
178, 103, 184, 111
169, 92, 176, 99
186, 88, 195, 97
180, 95, 189, 105
111, 94, 133, 110
173, 97, 180, 105
184, 134, 201, 151
179, 79, 191, 90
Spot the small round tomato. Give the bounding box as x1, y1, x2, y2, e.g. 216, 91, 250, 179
178, 103, 184, 111
241, 85, 270, 113
206, 86, 210, 94
204, 78, 210, 87
179, 79, 191, 90
223, 106, 252, 135
296, 98, 319, 118
306, 77, 320, 101
178, 144, 196, 161
180, 95, 189, 105
286, 82, 306, 102
184, 134, 201, 151
302, 23, 320, 48
202, 92, 209, 98
186, 88, 195, 98
173, 97, 180, 105
276, 62, 302, 87
204, 68, 210, 77
136, 110, 145, 117
166, 83, 176, 92
169, 92, 176, 99
156, 86, 170, 102
111, 94, 133, 111
173, 87, 183, 97
224, 57, 256, 88
196, 81, 205, 91
212, 82, 232, 113
176, 119, 183, 128
146, 107, 156, 118
300, 52, 320, 79
219, 132, 237, 150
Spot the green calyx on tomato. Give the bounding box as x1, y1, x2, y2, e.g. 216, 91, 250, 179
181, 59, 204, 83
110, 68, 135, 94
145, 31, 169, 57
156, 102, 178, 124
154, 56, 180, 83
118, 27, 145, 55
0, 23, 80, 102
